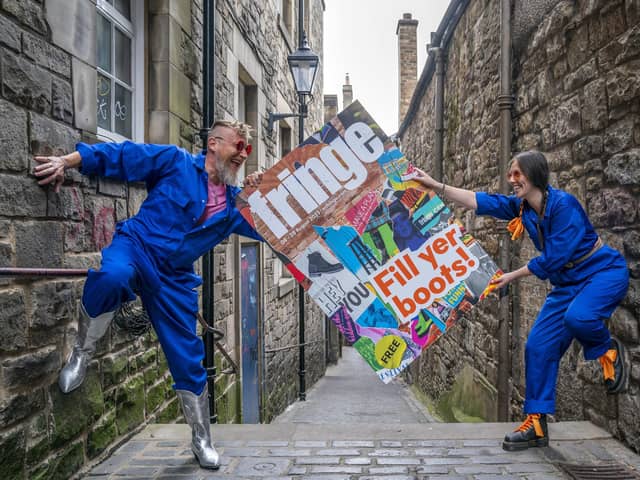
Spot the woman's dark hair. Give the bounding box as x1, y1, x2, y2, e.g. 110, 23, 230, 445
511, 150, 549, 190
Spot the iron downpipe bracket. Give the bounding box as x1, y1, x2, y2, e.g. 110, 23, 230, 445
497, 94, 515, 110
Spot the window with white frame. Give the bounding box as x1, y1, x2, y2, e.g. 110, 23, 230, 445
96, 0, 144, 142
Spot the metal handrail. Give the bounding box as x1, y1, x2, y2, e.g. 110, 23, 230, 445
0, 267, 89, 276
195, 313, 237, 375
264, 339, 325, 354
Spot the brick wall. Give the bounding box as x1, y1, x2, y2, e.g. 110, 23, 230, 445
0, 1, 180, 477
324, 94, 338, 123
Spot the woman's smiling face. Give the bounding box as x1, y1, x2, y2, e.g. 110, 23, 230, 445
507, 159, 530, 198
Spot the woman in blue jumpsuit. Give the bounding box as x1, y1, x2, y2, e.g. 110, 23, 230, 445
33, 120, 263, 470
414, 151, 629, 451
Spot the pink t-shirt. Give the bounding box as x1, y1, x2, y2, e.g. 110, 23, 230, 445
197, 181, 227, 224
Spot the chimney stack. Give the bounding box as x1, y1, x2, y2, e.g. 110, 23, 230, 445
396, 13, 418, 125
342, 73, 353, 108
324, 94, 338, 122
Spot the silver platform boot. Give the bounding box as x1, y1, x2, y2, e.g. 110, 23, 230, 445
58, 304, 114, 393
176, 385, 221, 470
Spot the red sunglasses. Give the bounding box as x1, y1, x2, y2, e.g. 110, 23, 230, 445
507, 168, 522, 182
214, 136, 252, 155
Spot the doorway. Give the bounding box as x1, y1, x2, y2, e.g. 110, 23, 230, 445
240, 242, 260, 423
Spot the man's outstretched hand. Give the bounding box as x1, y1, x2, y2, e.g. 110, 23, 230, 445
33, 155, 67, 193
243, 171, 263, 188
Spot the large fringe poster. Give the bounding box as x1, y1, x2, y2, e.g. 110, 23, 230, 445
237, 101, 501, 382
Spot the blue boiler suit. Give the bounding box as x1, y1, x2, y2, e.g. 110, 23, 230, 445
476, 186, 629, 414
76, 141, 262, 394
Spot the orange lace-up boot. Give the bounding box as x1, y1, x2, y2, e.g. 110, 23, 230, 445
599, 336, 626, 394
502, 413, 548, 451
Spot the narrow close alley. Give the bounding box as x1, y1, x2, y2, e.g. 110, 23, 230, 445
273, 347, 435, 425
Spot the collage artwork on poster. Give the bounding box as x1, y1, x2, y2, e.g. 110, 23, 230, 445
237, 101, 502, 383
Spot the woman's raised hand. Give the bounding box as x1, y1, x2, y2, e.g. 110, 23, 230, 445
413, 168, 439, 190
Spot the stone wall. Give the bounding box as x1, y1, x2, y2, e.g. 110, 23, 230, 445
324, 94, 338, 123
401, 0, 504, 420
512, 0, 640, 450
0, 2, 182, 478
0, 0, 326, 478
399, 0, 640, 450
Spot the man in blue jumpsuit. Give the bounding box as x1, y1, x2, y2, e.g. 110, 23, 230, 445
33, 120, 262, 470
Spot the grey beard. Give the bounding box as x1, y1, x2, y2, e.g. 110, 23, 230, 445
215, 160, 238, 185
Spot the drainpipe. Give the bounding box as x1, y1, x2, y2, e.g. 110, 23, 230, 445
428, 35, 445, 182
200, 0, 217, 424
497, 0, 514, 422
297, 0, 307, 402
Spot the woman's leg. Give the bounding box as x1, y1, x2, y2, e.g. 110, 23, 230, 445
503, 285, 576, 451
523, 286, 577, 415
563, 264, 629, 392
563, 264, 629, 360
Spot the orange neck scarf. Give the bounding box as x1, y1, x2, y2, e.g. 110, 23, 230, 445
507, 203, 525, 240
507, 191, 548, 243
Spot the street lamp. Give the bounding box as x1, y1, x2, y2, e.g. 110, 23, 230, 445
288, 34, 319, 96
267, 2, 319, 402
267, 33, 320, 133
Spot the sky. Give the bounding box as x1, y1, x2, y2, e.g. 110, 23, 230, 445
322, 0, 450, 135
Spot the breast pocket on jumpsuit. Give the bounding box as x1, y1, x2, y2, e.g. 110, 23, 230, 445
156, 184, 195, 233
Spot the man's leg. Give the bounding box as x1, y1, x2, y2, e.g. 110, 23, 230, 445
140, 272, 219, 470
174, 384, 219, 469
59, 236, 138, 393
